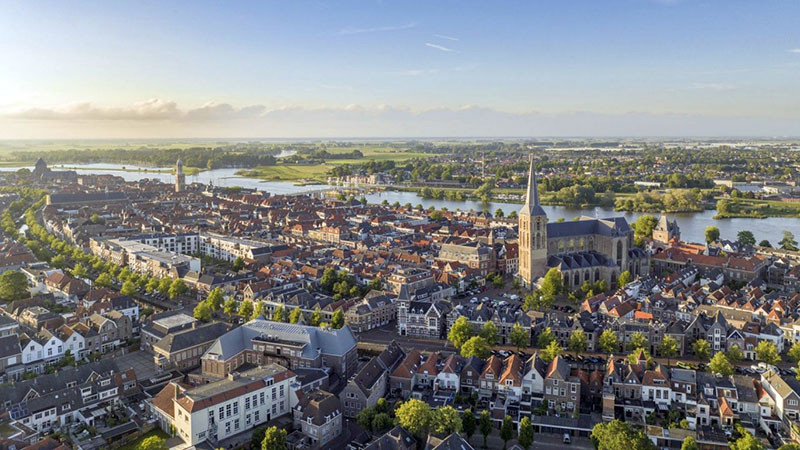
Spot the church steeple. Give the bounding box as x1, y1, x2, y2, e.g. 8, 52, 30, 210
520, 156, 546, 217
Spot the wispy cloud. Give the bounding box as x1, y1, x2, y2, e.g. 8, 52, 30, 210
425, 43, 454, 52
334, 22, 416, 36
434, 34, 459, 41
401, 69, 440, 77
788, 48, 800, 54
689, 82, 737, 92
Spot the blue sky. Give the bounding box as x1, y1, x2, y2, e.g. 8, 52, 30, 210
1, 0, 799, 138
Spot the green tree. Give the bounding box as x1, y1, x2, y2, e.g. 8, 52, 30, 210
780, 230, 799, 251
357, 407, 376, 431
479, 410, 492, 449
251, 301, 264, 321
537, 327, 555, 348
658, 335, 679, 363
193, 300, 212, 321
709, 351, 733, 377
207, 288, 224, 311
598, 329, 618, 354
479, 321, 498, 346
726, 344, 743, 365
462, 409, 476, 442
631, 215, 658, 247
568, 329, 588, 353
223, 297, 238, 319
71, 263, 89, 278
121, 280, 137, 297
146, 277, 160, 293
627, 331, 648, 352
95, 272, 113, 288
692, 339, 711, 361
759, 240, 772, 248
681, 436, 699, 450
461, 336, 491, 359
541, 340, 562, 363
137, 435, 166, 450
272, 305, 287, 323
330, 309, 345, 329
232, 256, 245, 271
591, 420, 655, 450
787, 342, 800, 364
238, 300, 254, 320
372, 413, 393, 432
618, 270, 632, 288
308, 307, 322, 326
737, 230, 756, 247
518, 416, 534, 450
251, 426, 268, 449
289, 308, 303, 324
540, 267, 563, 297
168, 279, 187, 299
0, 270, 28, 302
730, 427, 764, 450
261, 426, 287, 450
755, 340, 780, 365
50, 254, 67, 269
158, 278, 171, 296
500, 415, 515, 450
395, 399, 432, 437
705, 226, 720, 243
778, 444, 800, 450
432, 405, 462, 435
509, 322, 529, 350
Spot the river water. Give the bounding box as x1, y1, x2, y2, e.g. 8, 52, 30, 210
2, 163, 798, 245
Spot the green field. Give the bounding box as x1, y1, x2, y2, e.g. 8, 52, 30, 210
237, 164, 333, 182
117, 428, 170, 450
715, 198, 800, 219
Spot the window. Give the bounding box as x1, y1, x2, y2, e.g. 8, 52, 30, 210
219, 407, 224, 418
245, 397, 250, 409
233, 403, 238, 415
260, 392, 265, 405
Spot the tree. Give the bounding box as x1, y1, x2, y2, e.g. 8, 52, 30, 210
308, 307, 322, 326
71, 263, 88, 278
568, 329, 588, 353
509, 323, 529, 350
537, 327, 555, 348
540, 268, 563, 297
168, 279, 187, 300
631, 215, 658, 247
658, 335, 679, 364
705, 226, 720, 243
95, 272, 113, 288
223, 297, 238, 319
780, 230, 799, 251
289, 307, 303, 324
730, 427, 764, 450
432, 406, 462, 435
692, 339, 711, 361
137, 435, 166, 450
628, 331, 648, 352
207, 288, 224, 311
121, 280, 137, 297
232, 256, 245, 271
494, 208, 504, 218
778, 444, 800, 450
330, 309, 345, 329
462, 409, 476, 442
598, 329, 618, 354
461, 336, 491, 359
251, 426, 268, 449
372, 413, 393, 432
755, 340, 780, 365
709, 351, 733, 377
788, 342, 800, 364
681, 436, 699, 450
500, 415, 515, 450
518, 416, 534, 450
261, 426, 287, 450
272, 305, 286, 323
726, 344, 743, 365
193, 300, 212, 321
590, 420, 655, 450
737, 230, 756, 247
251, 301, 264, 321
357, 407, 376, 431
618, 270, 633, 288
0, 270, 28, 302
759, 240, 772, 248
238, 300, 254, 320
395, 399, 431, 437
146, 277, 160, 293
508, 210, 517, 219
479, 410, 492, 449
540, 340, 562, 363
158, 278, 171, 296
479, 321, 498, 346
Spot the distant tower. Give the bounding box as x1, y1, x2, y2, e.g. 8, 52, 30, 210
518, 156, 548, 289
175, 159, 185, 192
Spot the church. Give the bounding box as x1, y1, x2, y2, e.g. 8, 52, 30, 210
517, 158, 650, 290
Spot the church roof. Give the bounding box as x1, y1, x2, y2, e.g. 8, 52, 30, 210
547, 217, 631, 238
519, 157, 546, 217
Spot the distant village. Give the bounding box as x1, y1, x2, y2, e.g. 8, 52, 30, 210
2, 158, 800, 450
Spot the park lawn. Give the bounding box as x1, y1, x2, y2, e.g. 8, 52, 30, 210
237, 164, 332, 182
117, 428, 170, 450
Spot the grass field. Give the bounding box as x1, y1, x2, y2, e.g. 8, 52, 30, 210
117, 428, 170, 450
237, 164, 333, 182
715, 198, 800, 219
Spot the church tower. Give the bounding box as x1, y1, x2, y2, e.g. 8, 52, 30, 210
518, 156, 548, 288
175, 159, 185, 193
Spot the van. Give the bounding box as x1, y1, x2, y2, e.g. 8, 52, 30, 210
563, 433, 571, 444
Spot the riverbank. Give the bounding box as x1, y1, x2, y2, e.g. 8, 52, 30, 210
236, 164, 332, 183
51, 165, 204, 175
714, 198, 800, 219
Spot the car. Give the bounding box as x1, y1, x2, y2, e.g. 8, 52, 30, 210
563, 433, 571, 444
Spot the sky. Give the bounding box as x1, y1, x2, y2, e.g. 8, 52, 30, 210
1, 0, 799, 138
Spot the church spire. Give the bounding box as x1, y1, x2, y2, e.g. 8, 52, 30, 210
521, 155, 546, 216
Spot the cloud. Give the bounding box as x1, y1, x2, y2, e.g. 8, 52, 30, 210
689, 82, 737, 91
425, 43, 454, 52
334, 22, 416, 36
434, 34, 459, 41
400, 68, 440, 76
3, 99, 800, 139
788, 48, 800, 54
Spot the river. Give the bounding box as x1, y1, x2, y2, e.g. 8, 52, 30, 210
2, 162, 798, 245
